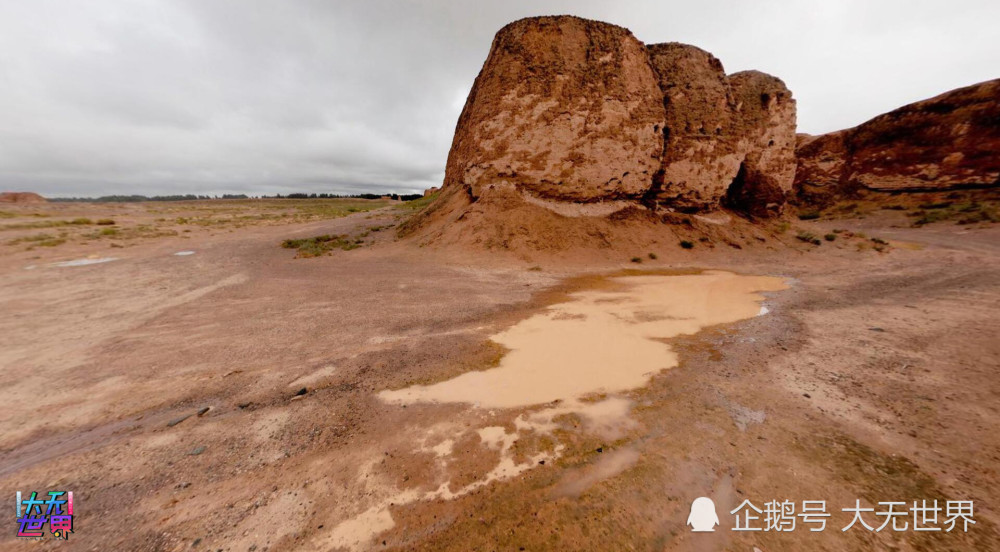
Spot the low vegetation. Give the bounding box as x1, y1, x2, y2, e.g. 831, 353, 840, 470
796, 231, 822, 246
282, 234, 363, 257
7, 232, 67, 248
909, 201, 999, 226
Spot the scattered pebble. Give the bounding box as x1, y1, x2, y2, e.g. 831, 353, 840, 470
174, 251, 195, 256
197, 406, 211, 416
869, 327, 886, 332
189, 446, 206, 456
295, 387, 308, 396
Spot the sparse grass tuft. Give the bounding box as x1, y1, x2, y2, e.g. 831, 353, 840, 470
796, 231, 822, 246
824, 233, 836, 242
96, 219, 115, 225
798, 211, 821, 220
648, 252, 657, 260
8, 233, 66, 247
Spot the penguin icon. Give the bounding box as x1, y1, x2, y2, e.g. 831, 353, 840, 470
687, 497, 720, 532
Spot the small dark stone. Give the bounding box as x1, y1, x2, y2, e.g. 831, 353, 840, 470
197, 406, 211, 416
295, 387, 308, 396
167, 414, 192, 427
238, 402, 251, 409
538, 460, 545, 465
192, 538, 201, 547
189, 446, 206, 456
868, 327, 886, 332
803, 393, 811, 398
596, 447, 603, 453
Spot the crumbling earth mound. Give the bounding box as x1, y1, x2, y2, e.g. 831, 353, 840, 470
0, 191, 47, 203
443, 16, 665, 204
795, 78, 1000, 206
647, 46, 796, 217
411, 16, 797, 252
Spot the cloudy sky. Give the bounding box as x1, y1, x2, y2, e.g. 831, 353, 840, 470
1, 0, 997, 197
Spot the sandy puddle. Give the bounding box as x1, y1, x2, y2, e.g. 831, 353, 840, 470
381, 270, 787, 408
323, 270, 788, 550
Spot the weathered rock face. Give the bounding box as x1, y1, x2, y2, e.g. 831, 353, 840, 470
647, 43, 740, 211
441, 16, 797, 218
645, 48, 797, 216
444, 16, 665, 203
795, 79, 1000, 204
0, 192, 47, 203
725, 71, 798, 217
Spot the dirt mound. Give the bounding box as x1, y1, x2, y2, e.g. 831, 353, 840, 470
0, 191, 47, 203
795, 79, 1000, 205
419, 16, 798, 252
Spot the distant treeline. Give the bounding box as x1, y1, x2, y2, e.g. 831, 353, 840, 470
49, 192, 424, 202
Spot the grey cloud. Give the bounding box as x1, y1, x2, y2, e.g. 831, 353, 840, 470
0, 0, 997, 197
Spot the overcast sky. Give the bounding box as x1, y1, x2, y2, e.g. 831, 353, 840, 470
1, 0, 997, 197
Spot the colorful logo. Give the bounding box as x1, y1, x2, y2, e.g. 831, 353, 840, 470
15, 491, 74, 539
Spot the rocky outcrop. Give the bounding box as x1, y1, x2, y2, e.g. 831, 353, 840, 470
444, 16, 665, 203
0, 192, 47, 203
647, 43, 740, 212
725, 71, 797, 217
795, 79, 1000, 204
441, 16, 798, 218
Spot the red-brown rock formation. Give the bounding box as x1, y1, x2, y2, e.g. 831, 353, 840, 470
795, 79, 1000, 204
725, 71, 797, 217
443, 16, 665, 203
645, 45, 797, 217
422, 15, 800, 249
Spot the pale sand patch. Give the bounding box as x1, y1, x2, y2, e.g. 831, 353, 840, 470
287, 364, 337, 389
553, 446, 642, 497
52, 257, 118, 267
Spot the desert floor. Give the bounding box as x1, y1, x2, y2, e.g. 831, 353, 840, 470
1, 199, 998, 551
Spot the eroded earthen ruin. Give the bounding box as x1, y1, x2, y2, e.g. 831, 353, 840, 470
441, 16, 797, 218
